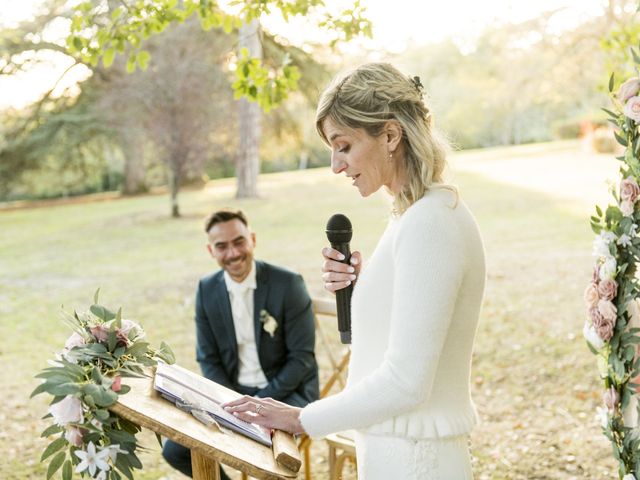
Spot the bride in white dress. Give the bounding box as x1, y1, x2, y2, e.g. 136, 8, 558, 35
224, 62, 486, 479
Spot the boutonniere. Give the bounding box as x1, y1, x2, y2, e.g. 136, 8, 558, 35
259, 309, 278, 337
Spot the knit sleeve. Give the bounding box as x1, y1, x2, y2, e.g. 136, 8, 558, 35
300, 200, 466, 437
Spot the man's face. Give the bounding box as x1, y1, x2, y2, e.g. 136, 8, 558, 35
207, 219, 256, 282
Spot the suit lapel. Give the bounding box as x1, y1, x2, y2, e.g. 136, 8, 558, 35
213, 274, 238, 359
253, 261, 269, 345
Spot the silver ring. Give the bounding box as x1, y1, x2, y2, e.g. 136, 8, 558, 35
255, 404, 264, 415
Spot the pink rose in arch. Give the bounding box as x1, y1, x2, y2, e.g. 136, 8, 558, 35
603, 386, 620, 410
595, 319, 614, 341
620, 177, 640, 203
624, 96, 640, 122
589, 306, 605, 326
618, 77, 640, 102
597, 279, 618, 301
597, 299, 617, 322
584, 283, 600, 308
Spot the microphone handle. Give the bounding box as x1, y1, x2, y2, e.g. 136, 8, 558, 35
332, 242, 353, 344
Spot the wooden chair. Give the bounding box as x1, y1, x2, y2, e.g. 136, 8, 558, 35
298, 297, 356, 480
242, 297, 356, 480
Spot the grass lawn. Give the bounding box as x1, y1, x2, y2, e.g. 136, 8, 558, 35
0, 140, 622, 479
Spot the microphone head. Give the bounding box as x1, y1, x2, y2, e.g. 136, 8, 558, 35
326, 214, 352, 244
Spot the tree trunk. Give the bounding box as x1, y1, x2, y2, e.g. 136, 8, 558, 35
121, 131, 147, 195
236, 20, 262, 198
170, 164, 180, 218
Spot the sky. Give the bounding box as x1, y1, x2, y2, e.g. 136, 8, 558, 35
0, 0, 613, 109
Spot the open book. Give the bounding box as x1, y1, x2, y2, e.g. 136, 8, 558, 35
154, 362, 272, 447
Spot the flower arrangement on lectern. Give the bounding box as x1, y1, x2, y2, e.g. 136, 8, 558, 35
585, 52, 640, 480
32, 290, 174, 479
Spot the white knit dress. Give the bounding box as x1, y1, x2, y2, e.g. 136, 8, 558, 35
300, 188, 486, 479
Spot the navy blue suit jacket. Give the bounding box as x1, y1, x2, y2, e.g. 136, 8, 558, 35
195, 260, 319, 407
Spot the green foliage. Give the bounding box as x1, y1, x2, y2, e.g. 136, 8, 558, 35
32, 295, 175, 479
232, 48, 300, 111
67, 0, 371, 111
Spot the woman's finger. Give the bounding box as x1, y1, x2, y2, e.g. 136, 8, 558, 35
321, 247, 346, 262
322, 271, 357, 283
322, 258, 356, 274
222, 395, 255, 408
324, 280, 351, 292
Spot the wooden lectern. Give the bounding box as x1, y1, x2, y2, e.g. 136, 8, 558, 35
110, 372, 301, 480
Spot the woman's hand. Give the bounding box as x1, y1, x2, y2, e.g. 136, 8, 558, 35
222, 396, 305, 435
321, 247, 362, 293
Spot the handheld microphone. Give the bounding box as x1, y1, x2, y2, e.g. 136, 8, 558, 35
325, 214, 353, 344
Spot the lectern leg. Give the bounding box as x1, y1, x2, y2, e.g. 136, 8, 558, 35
191, 450, 220, 480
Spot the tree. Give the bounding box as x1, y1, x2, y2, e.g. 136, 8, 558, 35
236, 19, 262, 198
67, 0, 371, 200
96, 19, 237, 216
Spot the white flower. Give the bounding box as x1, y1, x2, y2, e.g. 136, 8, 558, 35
104, 444, 127, 462
583, 322, 605, 350
596, 406, 609, 428
600, 257, 617, 281
74, 441, 111, 477
260, 310, 278, 337
119, 319, 145, 340
618, 234, 632, 247
49, 395, 83, 426
593, 231, 616, 257
630, 224, 638, 237
623, 474, 636, 480
64, 332, 86, 350
621, 200, 635, 217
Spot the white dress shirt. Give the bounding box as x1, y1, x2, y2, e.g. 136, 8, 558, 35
223, 262, 269, 388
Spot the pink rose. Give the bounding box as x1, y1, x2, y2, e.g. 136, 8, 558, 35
64, 332, 86, 350
598, 299, 618, 322
618, 77, 640, 102
603, 386, 620, 410
65, 426, 84, 447
621, 200, 635, 217
597, 279, 618, 301
584, 283, 600, 308
624, 96, 640, 122
620, 177, 640, 203
114, 319, 144, 346
589, 307, 605, 326
111, 376, 122, 393
595, 319, 615, 341
90, 324, 109, 343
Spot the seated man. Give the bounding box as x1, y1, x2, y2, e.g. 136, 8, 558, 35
162, 209, 319, 478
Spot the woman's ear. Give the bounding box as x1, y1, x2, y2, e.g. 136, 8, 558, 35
384, 120, 403, 151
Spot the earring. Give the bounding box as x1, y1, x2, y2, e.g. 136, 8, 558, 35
389, 152, 393, 162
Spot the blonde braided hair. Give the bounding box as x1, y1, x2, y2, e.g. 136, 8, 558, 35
316, 63, 456, 214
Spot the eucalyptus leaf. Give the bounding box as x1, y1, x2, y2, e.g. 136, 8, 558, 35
50, 382, 82, 396
40, 437, 67, 461
41, 424, 64, 438
62, 459, 72, 480
90, 304, 116, 321
46, 451, 67, 480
